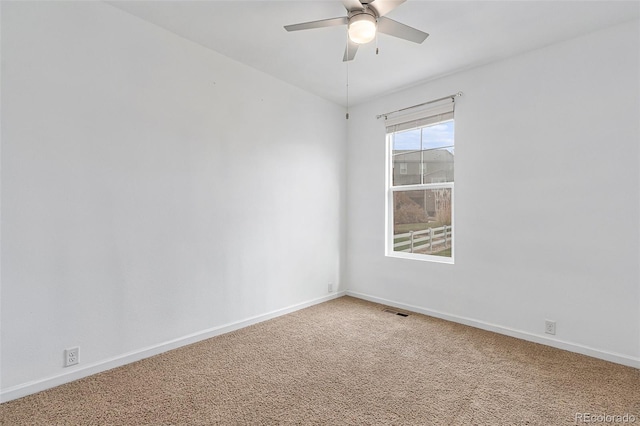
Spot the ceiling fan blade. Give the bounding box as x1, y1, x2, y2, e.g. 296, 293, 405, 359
367, 0, 406, 17
342, 0, 364, 12
343, 39, 359, 61
377, 17, 429, 43
284, 16, 348, 32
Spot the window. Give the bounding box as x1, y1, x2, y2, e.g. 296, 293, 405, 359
385, 100, 455, 262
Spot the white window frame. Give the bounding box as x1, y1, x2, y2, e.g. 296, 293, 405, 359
384, 102, 455, 264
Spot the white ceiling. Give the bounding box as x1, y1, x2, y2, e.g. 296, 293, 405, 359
107, 1, 640, 106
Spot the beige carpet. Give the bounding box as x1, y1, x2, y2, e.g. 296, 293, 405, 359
1, 296, 638, 425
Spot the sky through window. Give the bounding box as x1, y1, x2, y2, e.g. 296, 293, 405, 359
393, 120, 454, 152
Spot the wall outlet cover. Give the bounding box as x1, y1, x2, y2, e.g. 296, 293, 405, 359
545, 320, 556, 335
64, 347, 79, 367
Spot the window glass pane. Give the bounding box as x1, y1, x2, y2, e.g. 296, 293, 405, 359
392, 120, 454, 186
392, 150, 421, 185
392, 128, 421, 151
392, 129, 420, 185
423, 147, 454, 183
422, 120, 454, 151
422, 120, 454, 183
392, 189, 452, 258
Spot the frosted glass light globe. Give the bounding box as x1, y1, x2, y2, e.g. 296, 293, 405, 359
348, 14, 377, 44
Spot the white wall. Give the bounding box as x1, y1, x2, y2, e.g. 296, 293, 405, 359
346, 20, 640, 366
1, 1, 637, 405
1, 1, 346, 398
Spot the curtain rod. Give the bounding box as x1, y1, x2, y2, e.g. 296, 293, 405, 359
376, 91, 463, 120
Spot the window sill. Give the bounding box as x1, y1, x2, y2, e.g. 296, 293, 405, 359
385, 251, 455, 264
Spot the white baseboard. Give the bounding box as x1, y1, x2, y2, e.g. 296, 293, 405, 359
346, 290, 640, 369
1, 291, 346, 403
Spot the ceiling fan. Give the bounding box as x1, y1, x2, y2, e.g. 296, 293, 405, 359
284, 0, 429, 62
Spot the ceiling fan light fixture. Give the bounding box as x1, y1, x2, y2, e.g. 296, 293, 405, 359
285, 1, 428, 62
348, 13, 377, 44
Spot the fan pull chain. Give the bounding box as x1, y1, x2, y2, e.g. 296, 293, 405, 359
376, 32, 379, 55
346, 31, 350, 120
346, 62, 350, 120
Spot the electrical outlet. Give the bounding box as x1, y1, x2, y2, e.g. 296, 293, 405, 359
328, 283, 334, 293
545, 320, 556, 335
64, 347, 79, 367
